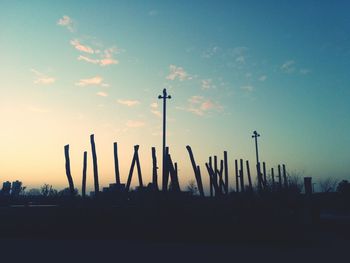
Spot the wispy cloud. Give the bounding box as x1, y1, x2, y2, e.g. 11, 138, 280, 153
166, 65, 191, 81
150, 102, 161, 117
77, 47, 120, 66
281, 60, 295, 73
117, 99, 140, 107
178, 96, 223, 116
201, 79, 216, 90
201, 46, 221, 58
70, 39, 94, 54
57, 15, 74, 32
96, 91, 108, 97
259, 75, 267, 81
240, 85, 254, 92
126, 120, 145, 128
31, 69, 56, 85
78, 55, 99, 64
300, 68, 311, 75
76, 76, 104, 87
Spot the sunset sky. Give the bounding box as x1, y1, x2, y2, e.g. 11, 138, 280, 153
0, 1, 349, 192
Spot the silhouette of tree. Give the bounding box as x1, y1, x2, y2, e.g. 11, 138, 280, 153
26, 188, 41, 196
287, 172, 304, 193
40, 184, 58, 197
336, 180, 350, 196
319, 177, 338, 193
187, 180, 198, 195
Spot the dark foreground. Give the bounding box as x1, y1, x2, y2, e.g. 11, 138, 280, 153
0, 194, 349, 262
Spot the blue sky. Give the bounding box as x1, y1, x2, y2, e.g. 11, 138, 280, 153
0, 0, 349, 191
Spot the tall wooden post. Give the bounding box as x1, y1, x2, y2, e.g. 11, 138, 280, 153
125, 145, 143, 192
235, 159, 239, 192
113, 142, 120, 185
82, 151, 87, 198
278, 164, 282, 190
64, 145, 75, 196
223, 151, 228, 195
90, 134, 99, 196
282, 164, 288, 189
214, 155, 218, 190
246, 160, 253, 191
151, 147, 158, 190
205, 163, 220, 196
271, 167, 275, 190
186, 146, 204, 197
240, 159, 245, 192
262, 162, 267, 189
209, 156, 213, 197
167, 152, 180, 192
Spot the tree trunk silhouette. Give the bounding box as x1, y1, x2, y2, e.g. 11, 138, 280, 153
113, 142, 120, 185
82, 151, 87, 198
90, 134, 99, 196
64, 145, 75, 196
186, 146, 204, 197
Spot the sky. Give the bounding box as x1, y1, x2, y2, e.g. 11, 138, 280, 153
0, 0, 349, 192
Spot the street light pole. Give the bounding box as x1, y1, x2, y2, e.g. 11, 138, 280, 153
158, 88, 171, 191
252, 130, 262, 191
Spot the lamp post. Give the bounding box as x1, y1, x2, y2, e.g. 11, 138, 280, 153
158, 88, 171, 191
252, 130, 262, 191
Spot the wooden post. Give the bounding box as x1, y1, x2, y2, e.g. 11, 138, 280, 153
64, 145, 75, 196
235, 159, 239, 192
239, 159, 244, 192
135, 146, 143, 188
246, 160, 252, 191
82, 151, 87, 198
167, 152, 180, 192
262, 162, 267, 189
113, 142, 120, 185
218, 160, 224, 194
282, 164, 288, 189
186, 146, 204, 197
90, 134, 99, 196
209, 156, 213, 197
151, 147, 158, 190
271, 167, 275, 190
278, 164, 282, 190
214, 155, 218, 190
125, 145, 140, 192
163, 147, 170, 191
223, 151, 229, 195
205, 163, 220, 196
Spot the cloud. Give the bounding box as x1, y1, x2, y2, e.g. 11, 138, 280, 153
240, 85, 254, 92
201, 79, 216, 90
31, 69, 56, 85
166, 65, 190, 81
202, 46, 221, 58
179, 96, 223, 116
77, 47, 120, 66
78, 55, 99, 64
70, 39, 94, 54
150, 102, 161, 117
96, 92, 108, 97
57, 15, 74, 32
259, 75, 267, 81
126, 120, 145, 128
281, 60, 295, 73
76, 76, 103, 87
117, 99, 140, 107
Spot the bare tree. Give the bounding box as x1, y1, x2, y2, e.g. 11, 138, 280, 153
319, 177, 338, 193
288, 171, 304, 193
